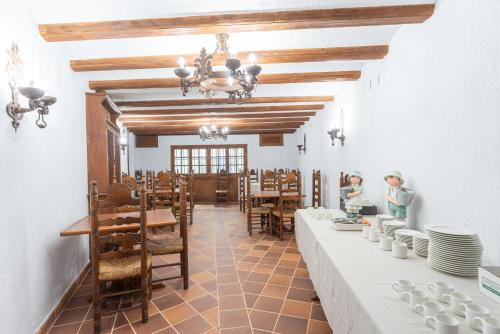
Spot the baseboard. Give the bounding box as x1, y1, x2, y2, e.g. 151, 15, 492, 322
35, 262, 90, 334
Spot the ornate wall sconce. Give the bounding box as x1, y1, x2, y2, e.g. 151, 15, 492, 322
119, 129, 128, 155
5, 42, 57, 131
297, 133, 306, 154
327, 109, 346, 146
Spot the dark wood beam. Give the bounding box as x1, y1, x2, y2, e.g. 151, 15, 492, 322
116, 96, 333, 107
120, 104, 323, 115
40, 5, 434, 42
132, 129, 297, 136
119, 111, 316, 121
89, 71, 360, 90
121, 117, 310, 127
71, 46, 388, 71
127, 122, 304, 131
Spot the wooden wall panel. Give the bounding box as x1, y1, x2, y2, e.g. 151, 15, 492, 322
260, 133, 284, 146
135, 135, 158, 148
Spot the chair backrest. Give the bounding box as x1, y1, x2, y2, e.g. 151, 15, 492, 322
145, 170, 154, 189
312, 170, 321, 207
89, 180, 148, 281
98, 182, 139, 214
260, 169, 276, 191
122, 176, 137, 192
246, 170, 254, 214
217, 169, 229, 190
239, 171, 246, 198
277, 168, 285, 174
339, 171, 350, 188
249, 169, 259, 183
178, 176, 189, 250
278, 172, 302, 194
278, 194, 302, 218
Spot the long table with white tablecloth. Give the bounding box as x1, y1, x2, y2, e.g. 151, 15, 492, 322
295, 209, 500, 334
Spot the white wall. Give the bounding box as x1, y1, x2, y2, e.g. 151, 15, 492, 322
296, 0, 500, 265
0, 2, 89, 333
133, 133, 298, 172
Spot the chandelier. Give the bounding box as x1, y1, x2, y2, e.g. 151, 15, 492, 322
199, 124, 229, 141
174, 33, 262, 101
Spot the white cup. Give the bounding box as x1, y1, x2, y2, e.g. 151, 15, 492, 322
428, 281, 454, 301
425, 314, 459, 334
441, 292, 472, 316
402, 289, 428, 309
362, 225, 370, 238
414, 301, 445, 317
392, 280, 415, 297
379, 235, 393, 251
368, 229, 380, 242
459, 303, 490, 330
392, 241, 408, 259
473, 317, 500, 334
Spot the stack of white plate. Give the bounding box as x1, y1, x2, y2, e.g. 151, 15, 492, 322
375, 214, 394, 231
413, 234, 429, 257
382, 221, 407, 237
425, 225, 483, 277
394, 229, 424, 249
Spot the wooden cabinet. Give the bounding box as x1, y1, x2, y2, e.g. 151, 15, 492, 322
86, 92, 121, 193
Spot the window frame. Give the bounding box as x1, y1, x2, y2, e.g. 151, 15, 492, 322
170, 144, 248, 175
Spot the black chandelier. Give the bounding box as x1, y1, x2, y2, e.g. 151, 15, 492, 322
174, 34, 262, 101
199, 124, 229, 141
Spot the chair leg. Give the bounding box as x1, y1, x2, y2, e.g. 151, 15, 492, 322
93, 281, 102, 333
142, 273, 149, 323
148, 266, 153, 300
181, 251, 189, 289
280, 219, 284, 241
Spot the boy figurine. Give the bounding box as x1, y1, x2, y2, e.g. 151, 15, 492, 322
384, 171, 415, 221
344, 170, 364, 218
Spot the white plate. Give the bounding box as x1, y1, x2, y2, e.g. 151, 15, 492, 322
425, 225, 477, 236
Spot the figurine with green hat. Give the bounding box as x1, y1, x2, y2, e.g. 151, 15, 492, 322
384, 171, 416, 220
343, 170, 364, 218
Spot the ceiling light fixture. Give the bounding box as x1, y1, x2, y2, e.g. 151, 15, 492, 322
174, 33, 262, 101
199, 124, 229, 141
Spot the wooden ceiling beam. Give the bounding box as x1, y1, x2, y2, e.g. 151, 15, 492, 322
132, 129, 297, 135
119, 111, 316, 121
121, 117, 310, 127
71, 46, 388, 71
39, 5, 434, 42
126, 122, 304, 131
120, 104, 323, 115
116, 96, 333, 107
89, 71, 360, 90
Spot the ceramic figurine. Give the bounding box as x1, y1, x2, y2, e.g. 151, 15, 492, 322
344, 170, 364, 218
384, 171, 415, 221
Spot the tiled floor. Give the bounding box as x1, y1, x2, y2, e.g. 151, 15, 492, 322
48, 205, 333, 334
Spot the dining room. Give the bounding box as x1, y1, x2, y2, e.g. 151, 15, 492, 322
1, 1, 500, 334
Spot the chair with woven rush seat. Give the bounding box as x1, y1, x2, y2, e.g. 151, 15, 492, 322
259, 169, 277, 209
249, 168, 259, 183
272, 173, 302, 240
173, 170, 194, 225
215, 169, 230, 205
147, 175, 189, 290
239, 170, 246, 213
89, 180, 151, 333
246, 171, 271, 236
122, 175, 138, 197
312, 170, 322, 207
97, 182, 140, 214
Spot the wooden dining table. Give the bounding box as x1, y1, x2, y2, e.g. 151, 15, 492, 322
251, 190, 306, 199
60, 208, 177, 236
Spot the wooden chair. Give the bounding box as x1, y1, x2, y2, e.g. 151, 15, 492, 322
89, 181, 151, 333
279, 172, 302, 194
215, 169, 230, 204
173, 170, 195, 225
260, 170, 277, 191
249, 168, 259, 183
312, 170, 321, 208
98, 182, 140, 214
246, 171, 271, 235
146, 176, 189, 289
239, 171, 246, 213
153, 171, 174, 209
145, 170, 154, 190
272, 194, 302, 241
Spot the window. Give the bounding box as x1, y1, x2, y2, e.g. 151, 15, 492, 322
211, 148, 227, 173
173, 148, 189, 174
229, 147, 245, 173
171, 145, 246, 174
191, 148, 207, 174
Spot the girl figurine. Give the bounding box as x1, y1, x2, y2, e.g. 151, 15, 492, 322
384, 171, 416, 221
344, 171, 364, 218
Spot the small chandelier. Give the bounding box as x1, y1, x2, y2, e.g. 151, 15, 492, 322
174, 33, 262, 101
199, 124, 229, 141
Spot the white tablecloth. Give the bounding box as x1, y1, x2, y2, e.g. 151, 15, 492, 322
295, 209, 500, 334
250, 182, 260, 195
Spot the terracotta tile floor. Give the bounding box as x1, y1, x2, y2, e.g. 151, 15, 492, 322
48, 205, 333, 334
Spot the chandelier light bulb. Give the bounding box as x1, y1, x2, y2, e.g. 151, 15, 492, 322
227, 77, 234, 86
249, 53, 256, 65
178, 57, 186, 67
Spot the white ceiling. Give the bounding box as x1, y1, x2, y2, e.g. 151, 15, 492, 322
22, 0, 434, 103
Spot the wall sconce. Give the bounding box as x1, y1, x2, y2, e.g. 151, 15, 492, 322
119, 129, 128, 155
297, 133, 306, 154
5, 42, 57, 131
327, 109, 346, 146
